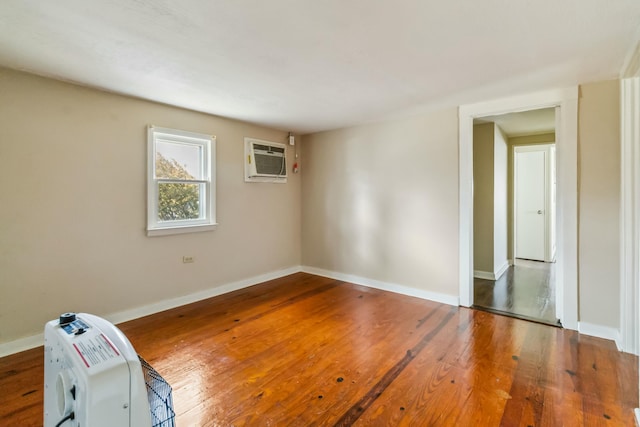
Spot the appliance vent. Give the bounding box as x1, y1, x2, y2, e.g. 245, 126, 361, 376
139, 356, 176, 427
245, 138, 287, 182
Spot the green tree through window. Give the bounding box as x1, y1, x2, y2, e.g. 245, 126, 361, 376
155, 152, 200, 221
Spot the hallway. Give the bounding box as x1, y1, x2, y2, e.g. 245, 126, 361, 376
473, 259, 559, 326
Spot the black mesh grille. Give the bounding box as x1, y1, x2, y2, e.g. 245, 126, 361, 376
139, 356, 175, 427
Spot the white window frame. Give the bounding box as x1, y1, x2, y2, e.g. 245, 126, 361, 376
147, 125, 216, 236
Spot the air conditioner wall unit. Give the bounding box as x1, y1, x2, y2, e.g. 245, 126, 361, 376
244, 137, 287, 183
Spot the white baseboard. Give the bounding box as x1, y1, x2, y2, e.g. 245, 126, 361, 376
0, 333, 44, 358
301, 266, 459, 306
495, 260, 510, 279
0, 265, 302, 358
473, 270, 495, 280
106, 265, 302, 326
4, 267, 625, 358
474, 261, 510, 281
578, 322, 622, 350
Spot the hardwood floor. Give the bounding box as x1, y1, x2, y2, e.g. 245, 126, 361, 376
1, 272, 637, 426
474, 259, 559, 326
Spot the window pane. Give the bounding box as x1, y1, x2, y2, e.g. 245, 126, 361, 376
157, 182, 203, 221
156, 140, 203, 180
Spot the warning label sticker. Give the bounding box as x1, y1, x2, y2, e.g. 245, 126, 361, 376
73, 334, 120, 368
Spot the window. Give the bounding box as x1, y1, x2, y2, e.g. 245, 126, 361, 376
147, 126, 216, 236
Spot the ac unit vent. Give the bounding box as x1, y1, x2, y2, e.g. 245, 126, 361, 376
244, 138, 287, 183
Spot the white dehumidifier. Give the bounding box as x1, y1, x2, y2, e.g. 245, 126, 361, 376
44, 312, 175, 427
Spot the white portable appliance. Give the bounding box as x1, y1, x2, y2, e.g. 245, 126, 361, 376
44, 312, 175, 427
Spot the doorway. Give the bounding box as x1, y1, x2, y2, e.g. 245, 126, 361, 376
514, 144, 556, 263
458, 87, 579, 330
470, 109, 559, 325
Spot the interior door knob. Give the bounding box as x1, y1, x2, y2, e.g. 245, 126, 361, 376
537, 210, 543, 214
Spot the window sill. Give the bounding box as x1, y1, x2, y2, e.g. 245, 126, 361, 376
147, 223, 217, 237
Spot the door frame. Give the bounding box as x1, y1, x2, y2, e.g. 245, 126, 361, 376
513, 144, 555, 263
458, 87, 578, 330
621, 76, 640, 355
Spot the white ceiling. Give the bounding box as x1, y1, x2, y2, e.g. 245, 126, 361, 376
475, 108, 556, 137
0, 1, 639, 134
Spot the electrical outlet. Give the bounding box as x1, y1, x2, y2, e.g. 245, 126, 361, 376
182, 256, 194, 263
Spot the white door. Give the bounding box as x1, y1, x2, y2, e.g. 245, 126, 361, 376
514, 145, 554, 261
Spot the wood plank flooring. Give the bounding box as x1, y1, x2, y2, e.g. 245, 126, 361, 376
474, 259, 559, 326
1, 272, 637, 426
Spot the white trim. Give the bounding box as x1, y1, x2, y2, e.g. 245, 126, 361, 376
106, 265, 301, 324
459, 108, 474, 307
620, 77, 640, 355
0, 265, 302, 358
495, 260, 510, 280
473, 270, 495, 281
146, 222, 218, 237
474, 261, 509, 281
578, 322, 622, 351
301, 266, 459, 306
147, 126, 217, 236
634, 408, 640, 426
459, 86, 579, 330
0, 333, 44, 358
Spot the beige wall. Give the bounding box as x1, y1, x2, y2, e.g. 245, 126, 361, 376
301, 79, 623, 331
578, 79, 621, 328
301, 109, 459, 298
473, 123, 495, 273
0, 68, 301, 344
509, 132, 556, 146
472, 123, 508, 276
0, 67, 624, 345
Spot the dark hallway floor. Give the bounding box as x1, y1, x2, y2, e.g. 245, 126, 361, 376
473, 259, 560, 326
